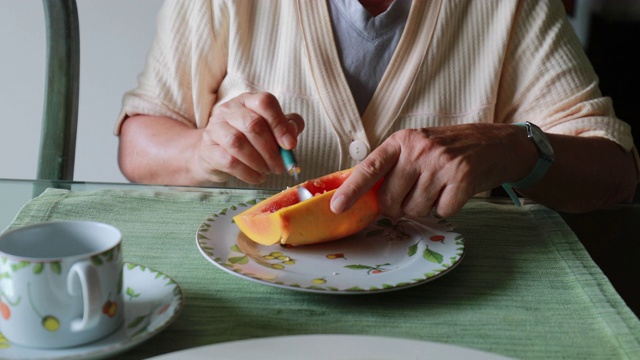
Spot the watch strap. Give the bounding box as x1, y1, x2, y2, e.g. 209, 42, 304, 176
502, 158, 553, 206
501, 122, 553, 206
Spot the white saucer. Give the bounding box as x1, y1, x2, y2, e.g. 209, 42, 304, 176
0, 263, 183, 359
147, 334, 514, 360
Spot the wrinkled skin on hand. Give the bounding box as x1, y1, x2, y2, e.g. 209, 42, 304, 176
194, 92, 305, 184
331, 124, 534, 218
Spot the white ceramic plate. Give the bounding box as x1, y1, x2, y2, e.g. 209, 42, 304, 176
197, 201, 465, 294
0, 263, 183, 360
147, 334, 513, 360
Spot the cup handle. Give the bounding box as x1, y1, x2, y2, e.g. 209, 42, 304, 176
67, 261, 102, 332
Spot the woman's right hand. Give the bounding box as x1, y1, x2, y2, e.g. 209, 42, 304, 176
194, 92, 304, 184
118, 92, 303, 186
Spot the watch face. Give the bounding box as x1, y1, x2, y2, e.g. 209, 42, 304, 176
528, 123, 555, 160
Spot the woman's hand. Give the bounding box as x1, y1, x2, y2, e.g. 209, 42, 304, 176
194, 92, 304, 184
331, 123, 638, 218
330, 124, 535, 218
118, 92, 304, 186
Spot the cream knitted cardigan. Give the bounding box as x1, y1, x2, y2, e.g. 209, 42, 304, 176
117, 0, 637, 190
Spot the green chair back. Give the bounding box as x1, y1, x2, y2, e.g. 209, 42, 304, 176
38, 0, 79, 181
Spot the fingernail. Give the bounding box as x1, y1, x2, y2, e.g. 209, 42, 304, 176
288, 119, 299, 134
282, 133, 295, 150
330, 194, 346, 214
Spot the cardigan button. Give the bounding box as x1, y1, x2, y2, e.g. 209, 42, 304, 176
349, 140, 369, 161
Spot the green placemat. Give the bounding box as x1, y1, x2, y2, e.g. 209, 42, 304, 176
5, 188, 640, 359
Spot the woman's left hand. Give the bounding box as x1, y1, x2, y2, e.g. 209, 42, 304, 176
330, 124, 535, 218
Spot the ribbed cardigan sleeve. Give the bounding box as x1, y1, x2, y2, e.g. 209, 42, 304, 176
495, 0, 634, 150
115, 0, 228, 134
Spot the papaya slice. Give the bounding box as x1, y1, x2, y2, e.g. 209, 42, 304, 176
233, 168, 380, 246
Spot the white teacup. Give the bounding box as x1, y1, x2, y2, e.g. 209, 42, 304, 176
0, 221, 124, 348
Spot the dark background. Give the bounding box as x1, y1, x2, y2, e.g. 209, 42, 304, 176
587, 13, 640, 151
581, 10, 640, 318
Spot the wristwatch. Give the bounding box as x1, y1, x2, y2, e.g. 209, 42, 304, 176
501, 121, 555, 206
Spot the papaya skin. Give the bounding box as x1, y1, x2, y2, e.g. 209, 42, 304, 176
233, 168, 381, 246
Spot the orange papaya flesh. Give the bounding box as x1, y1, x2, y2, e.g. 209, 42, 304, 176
233, 168, 381, 246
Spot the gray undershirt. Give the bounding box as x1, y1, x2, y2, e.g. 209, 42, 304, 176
327, 0, 412, 115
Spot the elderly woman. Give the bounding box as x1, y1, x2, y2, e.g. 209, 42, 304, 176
116, 0, 638, 218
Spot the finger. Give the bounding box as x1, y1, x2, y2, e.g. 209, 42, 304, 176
433, 183, 471, 218
399, 177, 439, 218
331, 142, 400, 214
285, 113, 305, 137
217, 97, 285, 174
242, 92, 299, 150
204, 143, 267, 184
376, 166, 420, 218
208, 119, 272, 175
237, 93, 300, 173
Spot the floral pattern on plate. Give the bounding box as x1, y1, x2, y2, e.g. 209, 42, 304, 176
197, 201, 465, 294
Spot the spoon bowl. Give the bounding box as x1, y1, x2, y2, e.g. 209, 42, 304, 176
297, 186, 313, 201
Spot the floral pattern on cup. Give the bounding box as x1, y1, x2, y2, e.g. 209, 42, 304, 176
0, 262, 183, 356
0, 244, 123, 337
